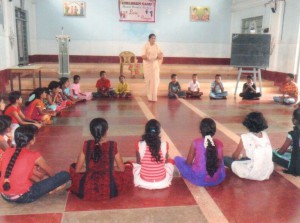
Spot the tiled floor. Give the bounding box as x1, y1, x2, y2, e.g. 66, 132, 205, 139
0, 91, 299, 223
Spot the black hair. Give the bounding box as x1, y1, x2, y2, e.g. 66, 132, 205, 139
292, 108, 300, 126
243, 112, 268, 133
119, 75, 125, 80
73, 75, 80, 82
2, 125, 38, 191
287, 73, 295, 80
142, 119, 162, 163
215, 74, 221, 78
48, 81, 61, 90
200, 118, 219, 177
100, 71, 106, 77
247, 75, 253, 80
192, 74, 198, 77
89, 118, 108, 163
171, 74, 177, 79
25, 88, 47, 106
0, 115, 12, 135
148, 33, 156, 40
59, 77, 69, 87
4, 91, 21, 113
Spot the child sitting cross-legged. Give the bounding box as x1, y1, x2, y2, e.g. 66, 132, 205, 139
224, 112, 274, 181
168, 74, 186, 99
133, 119, 174, 190
116, 75, 132, 99
210, 74, 228, 100
93, 71, 117, 99
186, 74, 203, 99
24, 88, 56, 125
175, 118, 226, 186
0, 125, 70, 203
70, 75, 93, 101
274, 73, 298, 105
69, 118, 133, 200
273, 108, 300, 175
239, 75, 261, 100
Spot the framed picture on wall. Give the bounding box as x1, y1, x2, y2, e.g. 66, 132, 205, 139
190, 6, 210, 22
64, 1, 86, 16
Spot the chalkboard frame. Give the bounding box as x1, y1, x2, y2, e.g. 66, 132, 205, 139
230, 34, 271, 68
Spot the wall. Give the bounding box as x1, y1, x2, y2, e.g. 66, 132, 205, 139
231, 0, 300, 75
33, 0, 232, 58
0, 0, 36, 70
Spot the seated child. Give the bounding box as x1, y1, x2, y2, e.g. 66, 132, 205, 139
210, 74, 228, 100
239, 75, 261, 100
4, 91, 42, 145
273, 108, 300, 175
186, 74, 203, 98
175, 118, 225, 186
70, 75, 93, 101
45, 81, 69, 112
0, 125, 70, 203
116, 75, 132, 99
93, 71, 117, 98
168, 74, 186, 99
69, 118, 133, 200
25, 88, 55, 125
240, 75, 261, 100
59, 77, 78, 104
224, 112, 274, 181
133, 119, 174, 190
0, 115, 12, 152
274, 73, 298, 105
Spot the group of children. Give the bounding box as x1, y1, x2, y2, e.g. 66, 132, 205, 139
169, 72, 299, 105
0, 71, 299, 203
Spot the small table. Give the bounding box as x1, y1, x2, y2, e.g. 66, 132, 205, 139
9, 65, 42, 92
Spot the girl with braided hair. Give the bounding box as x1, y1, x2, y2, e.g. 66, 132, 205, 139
0, 125, 70, 203
175, 118, 225, 186
70, 118, 133, 200
133, 119, 174, 190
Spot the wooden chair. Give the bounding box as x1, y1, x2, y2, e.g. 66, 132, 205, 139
119, 51, 137, 78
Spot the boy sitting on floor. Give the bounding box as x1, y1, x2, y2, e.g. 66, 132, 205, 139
93, 71, 117, 98
168, 74, 186, 99
210, 74, 228, 100
239, 75, 261, 100
116, 75, 132, 99
274, 73, 298, 105
186, 74, 203, 99
273, 74, 298, 105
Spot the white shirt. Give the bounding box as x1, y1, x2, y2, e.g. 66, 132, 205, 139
232, 132, 274, 181
188, 81, 200, 92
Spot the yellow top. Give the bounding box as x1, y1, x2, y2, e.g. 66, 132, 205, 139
116, 82, 130, 94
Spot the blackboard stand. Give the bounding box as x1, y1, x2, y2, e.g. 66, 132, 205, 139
234, 67, 262, 97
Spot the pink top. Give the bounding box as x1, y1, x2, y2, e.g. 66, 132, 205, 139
137, 141, 168, 182
70, 83, 81, 96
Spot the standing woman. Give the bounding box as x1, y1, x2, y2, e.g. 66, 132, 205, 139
142, 34, 163, 102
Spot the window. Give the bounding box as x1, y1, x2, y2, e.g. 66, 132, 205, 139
242, 16, 263, 34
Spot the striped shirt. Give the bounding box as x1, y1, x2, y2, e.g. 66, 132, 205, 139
137, 141, 168, 182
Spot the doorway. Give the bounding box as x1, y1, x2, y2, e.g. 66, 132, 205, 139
15, 7, 28, 65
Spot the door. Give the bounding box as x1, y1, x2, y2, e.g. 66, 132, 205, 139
15, 7, 28, 65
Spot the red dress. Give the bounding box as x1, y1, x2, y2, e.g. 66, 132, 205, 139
69, 140, 133, 200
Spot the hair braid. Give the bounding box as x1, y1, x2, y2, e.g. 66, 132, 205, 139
2, 146, 22, 191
